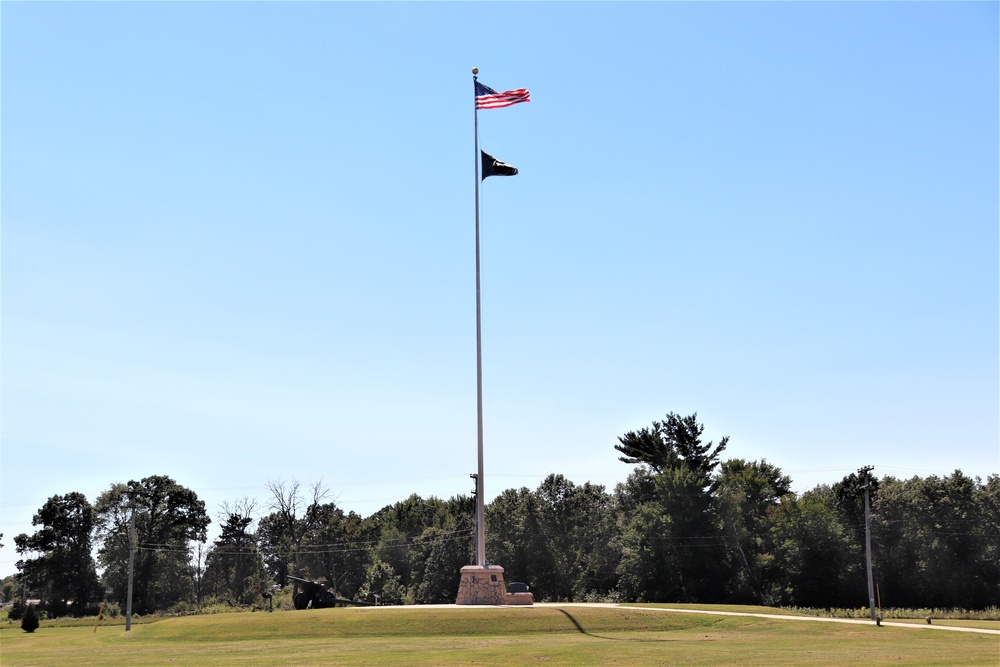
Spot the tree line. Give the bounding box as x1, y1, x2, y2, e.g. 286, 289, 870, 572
10, 413, 999, 617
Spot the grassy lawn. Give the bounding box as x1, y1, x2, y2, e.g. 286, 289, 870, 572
624, 602, 811, 616
623, 603, 1000, 630
880, 618, 1000, 631
2, 605, 996, 666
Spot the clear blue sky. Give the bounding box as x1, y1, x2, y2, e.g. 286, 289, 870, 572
2, 2, 997, 577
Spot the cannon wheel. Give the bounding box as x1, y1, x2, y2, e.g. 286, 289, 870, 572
293, 592, 311, 610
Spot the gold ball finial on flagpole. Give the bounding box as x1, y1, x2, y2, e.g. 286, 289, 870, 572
472, 68, 479, 75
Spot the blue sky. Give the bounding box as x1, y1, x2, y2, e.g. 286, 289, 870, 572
2, 2, 997, 577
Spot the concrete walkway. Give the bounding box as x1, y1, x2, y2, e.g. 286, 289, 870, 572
538, 602, 1000, 635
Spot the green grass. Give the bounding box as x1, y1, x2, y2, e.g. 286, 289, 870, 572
1, 605, 996, 666
622, 602, 1000, 631
625, 602, 811, 616
1, 614, 159, 630
880, 618, 1000, 631
780, 606, 1000, 621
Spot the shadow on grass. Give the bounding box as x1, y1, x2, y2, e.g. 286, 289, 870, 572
555, 609, 676, 643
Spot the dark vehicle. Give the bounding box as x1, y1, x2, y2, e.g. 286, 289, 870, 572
287, 575, 376, 610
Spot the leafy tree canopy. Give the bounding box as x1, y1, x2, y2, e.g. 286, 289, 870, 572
94, 475, 210, 615
14, 492, 100, 616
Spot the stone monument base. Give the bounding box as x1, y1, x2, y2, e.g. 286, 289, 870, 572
455, 565, 533, 605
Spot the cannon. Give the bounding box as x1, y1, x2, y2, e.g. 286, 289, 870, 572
287, 576, 376, 610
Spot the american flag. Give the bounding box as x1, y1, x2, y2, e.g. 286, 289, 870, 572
475, 81, 530, 109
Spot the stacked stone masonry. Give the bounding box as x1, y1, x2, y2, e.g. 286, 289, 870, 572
455, 565, 533, 606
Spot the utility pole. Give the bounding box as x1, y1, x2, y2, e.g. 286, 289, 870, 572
125, 490, 137, 632
859, 465, 877, 622
123, 486, 150, 632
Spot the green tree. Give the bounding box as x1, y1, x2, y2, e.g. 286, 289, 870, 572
613, 466, 658, 517
7, 598, 26, 622
263, 479, 329, 586
770, 486, 858, 608
361, 493, 468, 600
614, 413, 729, 603
1, 577, 15, 604
615, 412, 728, 480
367, 494, 456, 540
411, 524, 472, 603
95, 476, 210, 615
14, 492, 100, 617
485, 487, 551, 594
485, 476, 621, 602
257, 513, 292, 586
872, 474, 927, 607
827, 472, 881, 605
358, 559, 405, 605
370, 524, 411, 596
715, 459, 792, 604
292, 503, 371, 599
921, 471, 993, 608
406, 494, 474, 604
976, 474, 1000, 607
535, 475, 619, 600
874, 471, 998, 609
21, 603, 39, 633
617, 466, 726, 602
203, 498, 263, 605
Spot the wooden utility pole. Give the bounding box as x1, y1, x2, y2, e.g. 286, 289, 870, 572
859, 465, 876, 622
125, 491, 137, 632
123, 486, 151, 632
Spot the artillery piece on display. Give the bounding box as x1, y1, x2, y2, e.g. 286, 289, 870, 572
287, 575, 376, 610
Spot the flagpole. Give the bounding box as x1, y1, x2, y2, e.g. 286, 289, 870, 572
472, 67, 486, 567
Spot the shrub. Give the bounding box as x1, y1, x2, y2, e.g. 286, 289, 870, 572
7, 599, 25, 622
21, 604, 39, 633
163, 600, 198, 616
582, 589, 623, 604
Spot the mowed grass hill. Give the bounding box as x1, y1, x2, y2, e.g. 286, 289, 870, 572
2, 604, 998, 666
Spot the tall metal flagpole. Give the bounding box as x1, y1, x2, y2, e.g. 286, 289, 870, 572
472, 67, 486, 567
